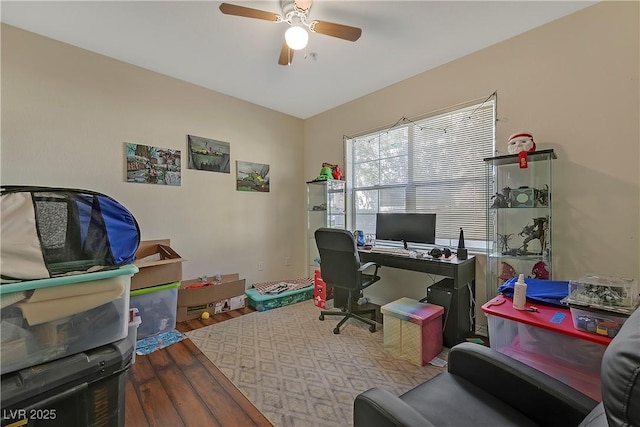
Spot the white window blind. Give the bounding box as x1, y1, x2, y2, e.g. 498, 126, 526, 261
345, 98, 495, 248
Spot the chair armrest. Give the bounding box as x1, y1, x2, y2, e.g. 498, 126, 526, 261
354, 387, 436, 427
358, 261, 380, 273
448, 342, 598, 426
358, 261, 380, 288
359, 261, 380, 278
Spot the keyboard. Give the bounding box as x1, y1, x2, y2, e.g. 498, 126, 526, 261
369, 247, 413, 256
368, 247, 453, 261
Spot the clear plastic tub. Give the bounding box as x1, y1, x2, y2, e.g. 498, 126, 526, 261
130, 282, 180, 339
569, 304, 629, 338
0, 264, 137, 374
482, 294, 609, 400
566, 274, 639, 311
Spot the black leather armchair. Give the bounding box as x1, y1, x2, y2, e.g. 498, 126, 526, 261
354, 304, 640, 427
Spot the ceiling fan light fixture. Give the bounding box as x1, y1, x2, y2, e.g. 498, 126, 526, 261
285, 25, 309, 50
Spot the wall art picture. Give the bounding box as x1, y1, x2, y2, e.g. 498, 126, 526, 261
126, 142, 181, 186
236, 160, 270, 192
187, 135, 231, 173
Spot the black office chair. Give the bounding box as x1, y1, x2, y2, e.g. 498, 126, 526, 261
315, 228, 381, 334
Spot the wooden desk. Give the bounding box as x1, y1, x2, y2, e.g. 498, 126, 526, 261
346, 250, 476, 346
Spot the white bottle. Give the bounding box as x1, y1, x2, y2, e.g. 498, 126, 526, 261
512, 274, 527, 310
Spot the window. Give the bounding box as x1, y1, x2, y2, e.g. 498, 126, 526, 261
345, 98, 495, 249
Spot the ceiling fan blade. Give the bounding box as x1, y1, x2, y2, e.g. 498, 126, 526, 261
278, 40, 294, 66
219, 3, 280, 22
294, 0, 313, 12
310, 20, 362, 42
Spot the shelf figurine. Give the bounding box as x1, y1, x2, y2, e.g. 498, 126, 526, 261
507, 132, 536, 169
314, 166, 334, 181
322, 162, 343, 180
498, 261, 517, 284
518, 216, 548, 254
532, 261, 550, 280
535, 184, 549, 207
498, 233, 514, 253
490, 187, 511, 208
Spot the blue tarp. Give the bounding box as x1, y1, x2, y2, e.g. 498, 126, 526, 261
498, 277, 569, 307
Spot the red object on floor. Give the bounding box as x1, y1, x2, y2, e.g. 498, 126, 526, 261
313, 270, 333, 309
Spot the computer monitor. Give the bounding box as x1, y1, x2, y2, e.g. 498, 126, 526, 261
375, 213, 436, 249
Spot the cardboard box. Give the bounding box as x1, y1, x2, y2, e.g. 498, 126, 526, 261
177, 273, 246, 321
215, 295, 246, 314
132, 239, 185, 291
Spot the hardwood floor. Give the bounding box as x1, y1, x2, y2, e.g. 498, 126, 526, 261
124, 306, 273, 427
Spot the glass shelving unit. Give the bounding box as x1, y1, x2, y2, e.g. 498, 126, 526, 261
484, 149, 556, 301
307, 180, 346, 277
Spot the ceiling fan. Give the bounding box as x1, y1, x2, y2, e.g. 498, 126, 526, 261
219, 0, 362, 65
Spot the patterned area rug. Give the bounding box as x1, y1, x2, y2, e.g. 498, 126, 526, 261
186, 299, 447, 427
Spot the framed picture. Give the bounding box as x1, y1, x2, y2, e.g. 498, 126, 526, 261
236, 161, 270, 192
187, 135, 231, 173
125, 142, 181, 186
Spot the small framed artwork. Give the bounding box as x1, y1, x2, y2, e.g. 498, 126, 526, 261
187, 135, 231, 173
236, 161, 270, 192
126, 142, 181, 186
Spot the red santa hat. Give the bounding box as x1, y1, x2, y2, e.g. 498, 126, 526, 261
508, 133, 536, 153
508, 133, 536, 169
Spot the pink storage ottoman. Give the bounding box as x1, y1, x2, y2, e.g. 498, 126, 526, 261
381, 297, 444, 366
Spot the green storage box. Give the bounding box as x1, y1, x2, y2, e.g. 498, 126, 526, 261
245, 286, 313, 312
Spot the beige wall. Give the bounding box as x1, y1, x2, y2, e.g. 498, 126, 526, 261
1, 2, 638, 332
1, 24, 307, 287
304, 1, 639, 326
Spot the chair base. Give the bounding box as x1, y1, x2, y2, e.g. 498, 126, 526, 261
319, 307, 377, 334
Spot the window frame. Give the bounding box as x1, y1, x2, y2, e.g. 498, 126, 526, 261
344, 97, 496, 251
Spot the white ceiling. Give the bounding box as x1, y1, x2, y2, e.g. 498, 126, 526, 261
1, 1, 596, 119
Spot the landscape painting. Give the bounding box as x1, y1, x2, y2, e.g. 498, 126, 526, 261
236, 160, 270, 192
126, 142, 181, 186
187, 135, 231, 173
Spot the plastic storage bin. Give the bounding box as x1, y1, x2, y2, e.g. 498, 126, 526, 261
245, 286, 313, 312
0, 264, 137, 375
381, 297, 444, 366
567, 274, 639, 311
569, 304, 629, 338
1, 337, 132, 427
130, 282, 180, 339
482, 294, 610, 401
